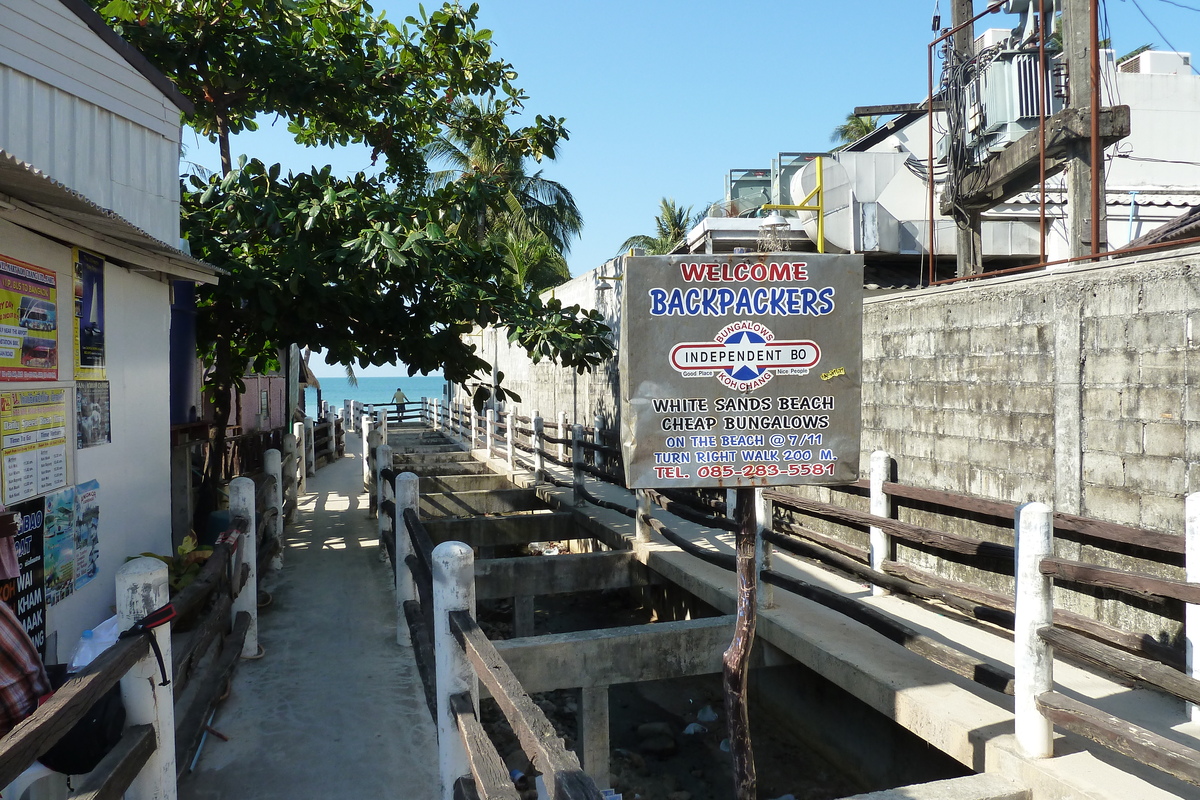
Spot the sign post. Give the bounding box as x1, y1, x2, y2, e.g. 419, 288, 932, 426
620, 253, 863, 800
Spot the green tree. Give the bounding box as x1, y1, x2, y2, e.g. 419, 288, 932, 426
829, 113, 879, 148
97, 0, 611, 490
491, 229, 570, 293
618, 198, 700, 256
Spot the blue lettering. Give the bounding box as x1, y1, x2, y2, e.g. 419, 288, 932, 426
717, 288, 735, 314
734, 288, 754, 315
769, 287, 789, 315
801, 287, 819, 315
753, 288, 769, 315
684, 288, 701, 315
701, 288, 720, 315
818, 286, 836, 314
649, 288, 667, 315
666, 289, 685, 315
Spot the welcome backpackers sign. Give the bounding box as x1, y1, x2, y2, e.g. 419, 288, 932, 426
620, 254, 863, 489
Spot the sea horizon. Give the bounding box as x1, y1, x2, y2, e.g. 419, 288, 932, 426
304, 374, 449, 415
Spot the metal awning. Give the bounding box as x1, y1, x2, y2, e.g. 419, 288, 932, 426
0, 149, 221, 284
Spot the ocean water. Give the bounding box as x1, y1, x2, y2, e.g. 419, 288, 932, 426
304, 374, 449, 414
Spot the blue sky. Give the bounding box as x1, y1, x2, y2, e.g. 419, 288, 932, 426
185, 0, 1200, 376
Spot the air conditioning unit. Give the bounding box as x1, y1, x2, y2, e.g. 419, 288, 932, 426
1118, 50, 1192, 74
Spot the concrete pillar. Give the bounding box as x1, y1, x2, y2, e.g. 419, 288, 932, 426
558, 411, 568, 461
580, 685, 610, 790
229, 476, 259, 657
282, 434, 299, 521
1188, 493, 1200, 722
264, 449, 283, 570
1015, 501, 1054, 758
344, 400, 352, 431
572, 424, 585, 507
433, 541, 477, 800
117, 557, 177, 800
635, 489, 652, 544
513, 595, 534, 638
755, 488, 773, 609
469, 404, 479, 450
506, 411, 515, 469
377, 443, 394, 555
532, 413, 545, 483
303, 416, 316, 477
593, 413, 605, 471
367, 428, 383, 520
292, 422, 307, 494
869, 450, 894, 597
361, 413, 374, 495
434, 399, 442, 432
396, 472, 419, 645
486, 410, 496, 458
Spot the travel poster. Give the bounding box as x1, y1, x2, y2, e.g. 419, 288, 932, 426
43, 487, 75, 605
73, 248, 105, 380
73, 480, 99, 591
0, 389, 69, 505
76, 381, 111, 448
0, 253, 58, 381
0, 496, 47, 656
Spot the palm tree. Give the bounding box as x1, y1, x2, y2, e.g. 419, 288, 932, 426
425, 98, 582, 256
618, 198, 702, 255
492, 228, 570, 293
830, 113, 879, 148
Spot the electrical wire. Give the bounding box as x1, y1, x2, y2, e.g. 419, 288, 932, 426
1125, 0, 1200, 73
1150, 0, 1200, 12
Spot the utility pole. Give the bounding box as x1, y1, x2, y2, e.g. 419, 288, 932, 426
1062, 0, 1108, 256
951, 0, 984, 277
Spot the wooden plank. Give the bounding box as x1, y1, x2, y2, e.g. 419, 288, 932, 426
773, 519, 870, 563
474, 551, 657, 600
492, 616, 739, 693
175, 612, 252, 779
450, 693, 520, 800
172, 543, 233, 623
1040, 556, 1200, 605
450, 611, 602, 800
763, 491, 1013, 560
1036, 691, 1200, 787
71, 724, 155, 800
172, 591, 234, 701
1039, 626, 1200, 705
0, 636, 148, 786
943, 105, 1131, 212
761, 570, 1014, 695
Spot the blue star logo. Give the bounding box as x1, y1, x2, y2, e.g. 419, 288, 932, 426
722, 331, 767, 382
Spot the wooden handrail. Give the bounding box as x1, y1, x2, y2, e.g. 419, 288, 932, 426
449, 693, 520, 800
72, 723, 156, 800
1039, 626, 1200, 705
1040, 556, 1200, 605
449, 611, 601, 800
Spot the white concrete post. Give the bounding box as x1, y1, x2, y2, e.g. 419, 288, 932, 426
505, 411, 515, 469
117, 557, 177, 800
572, 423, 585, 506
593, 413, 605, 471
1014, 501, 1055, 758
485, 409, 496, 459
264, 448, 283, 570
635, 489, 652, 544
282, 434, 299, 521
1187, 493, 1200, 722
532, 413, 545, 482
558, 411, 569, 461
869, 450, 894, 597
344, 400, 352, 431
367, 428, 383, 519
755, 488, 774, 609
292, 421, 307, 494
361, 413, 374, 495
377, 443, 394, 555
229, 476, 260, 657
433, 399, 442, 432
396, 472, 420, 645
303, 416, 316, 477
433, 541, 477, 800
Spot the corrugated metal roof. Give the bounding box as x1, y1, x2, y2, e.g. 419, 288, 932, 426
0, 149, 220, 280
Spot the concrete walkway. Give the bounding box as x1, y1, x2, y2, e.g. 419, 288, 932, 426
179, 435, 437, 800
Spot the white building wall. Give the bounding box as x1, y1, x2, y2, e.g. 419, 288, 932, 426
0, 215, 173, 659
0, 0, 182, 244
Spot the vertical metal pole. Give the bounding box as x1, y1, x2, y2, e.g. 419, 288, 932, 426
869, 450, 894, 596
572, 423, 585, 506
117, 558, 177, 800
229, 476, 259, 657
1015, 501, 1055, 758
433, 542, 476, 800
723, 486, 757, 800
1187, 493, 1200, 722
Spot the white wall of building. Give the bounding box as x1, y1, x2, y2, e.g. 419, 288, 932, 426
0, 0, 182, 244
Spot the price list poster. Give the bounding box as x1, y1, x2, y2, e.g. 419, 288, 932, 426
0, 389, 68, 505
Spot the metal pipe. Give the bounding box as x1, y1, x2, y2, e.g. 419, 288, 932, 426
1090, 0, 1103, 256
1038, 7, 1048, 264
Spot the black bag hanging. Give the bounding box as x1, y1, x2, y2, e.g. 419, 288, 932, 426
37, 666, 125, 775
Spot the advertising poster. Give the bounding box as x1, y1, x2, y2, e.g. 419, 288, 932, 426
73, 479, 99, 591
43, 487, 75, 606
0, 497, 47, 656
0, 389, 68, 505
73, 248, 105, 380
76, 381, 111, 448
620, 254, 864, 489
0, 253, 58, 381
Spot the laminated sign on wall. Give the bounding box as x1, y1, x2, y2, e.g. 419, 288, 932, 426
0, 253, 58, 381
0, 389, 69, 504
620, 254, 863, 489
